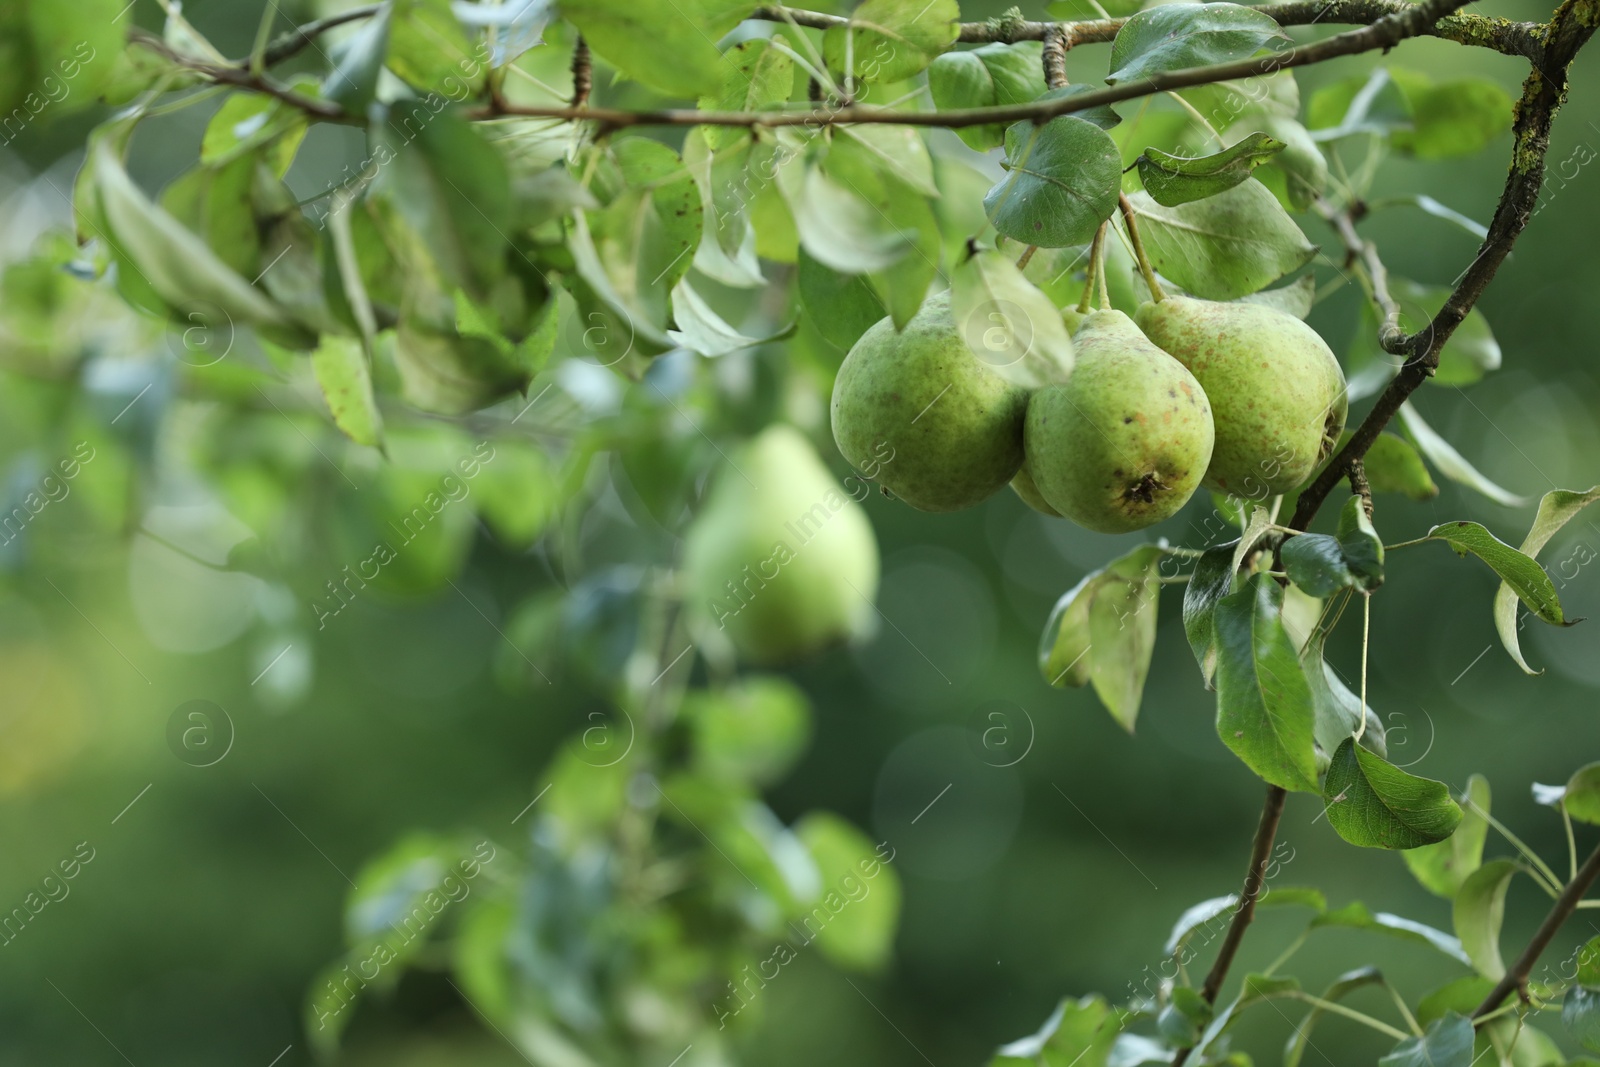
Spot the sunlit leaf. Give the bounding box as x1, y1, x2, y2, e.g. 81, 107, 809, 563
1214, 573, 1318, 792
1453, 858, 1517, 979
1126, 182, 1316, 300
985, 115, 1122, 249
1405, 774, 1490, 898
1493, 486, 1600, 673
1107, 3, 1287, 84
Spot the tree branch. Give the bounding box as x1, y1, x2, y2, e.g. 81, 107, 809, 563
1289, 0, 1599, 530
750, 1, 1543, 58
1170, 785, 1288, 1067
1474, 840, 1600, 1018
258, 3, 384, 67
130, 31, 352, 121
484, 0, 1472, 131
1316, 197, 1406, 354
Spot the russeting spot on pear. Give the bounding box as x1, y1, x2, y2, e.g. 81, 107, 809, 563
831, 292, 1029, 512
1025, 310, 1214, 533
1135, 296, 1347, 496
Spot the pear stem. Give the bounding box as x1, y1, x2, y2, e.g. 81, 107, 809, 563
1016, 244, 1038, 270
1078, 223, 1107, 315
1118, 194, 1165, 302
1095, 226, 1112, 310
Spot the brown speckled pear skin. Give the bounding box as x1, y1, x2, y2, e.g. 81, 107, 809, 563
1135, 296, 1348, 497
831, 292, 1029, 512
1024, 310, 1214, 534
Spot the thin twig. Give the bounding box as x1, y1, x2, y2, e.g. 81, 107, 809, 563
1317, 198, 1405, 354
131, 31, 351, 121
1171, 785, 1288, 1067
1474, 841, 1600, 1018
258, 3, 384, 67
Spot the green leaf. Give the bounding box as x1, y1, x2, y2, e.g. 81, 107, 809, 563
699, 38, 795, 151
1284, 967, 1385, 1067
1300, 602, 1386, 769
1363, 432, 1439, 500
1346, 279, 1500, 398
1136, 132, 1285, 208
1107, 3, 1288, 84
951, 247, 1075, 388
1214, 573, 1319, 792
784, 162, 908, 274
1309, 68, 1412, 138
1282, 501, 1382, 598
583, 138, 704, 335
928, 43, 1047, 152
797, 247, 887, 350
472, 439, 557, 547
1248, 114, 1327, 212
1323, 738, 1462, 849
1183, 542, 1237, 688
1165, 894, 1237, 956
1393, 77, 1514, 161
200, 93, 307, 173
1240, 273, 1316, 319
1380, 1012, 1474, 1067
1260, 885, 1328, 912
1337, 495, 1385, 587
1038, 544, 1164, 732
1494, 487, 1600, 674
984, 115, 1122, 249
686, 677, 812, 786
991, 994, 1119, 1066
821, 130, 941, 328
374, 102, 511, 296
1578, 935, 1600, 988
90, 134, 293, 334
1425, 520, 1571, 626
1125, 181, 1316, 300
388, 0, 481, 96
16, 0, 127, 111
1564, 763, 1600, 826
794, 812, 901, 973
1398, 402, 1530, 508
1453, 858, 1518, 980
822, 0, 961, 84
1405, 774, 1491, 898
1190, 973, 1301, 1059
668, 280, 793, 357
322, 2, 391, 112
312, 335, 384, 449
1158, 986, 1213, 1048
1313, 901, 1471, 963
1565, 987, 1600, 1054
565, 0, 756, 97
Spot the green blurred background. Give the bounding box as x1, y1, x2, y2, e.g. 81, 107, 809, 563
2, 0, 1598, 1064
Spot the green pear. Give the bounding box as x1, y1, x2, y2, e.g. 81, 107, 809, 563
831, 292, 1029, 512
683, 424, 879, 664
1025, 310, 1214, 533
1010, 458, 1061, 517
1135, 296, 1347, 497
